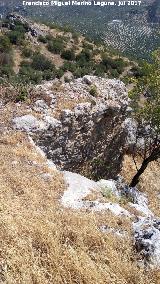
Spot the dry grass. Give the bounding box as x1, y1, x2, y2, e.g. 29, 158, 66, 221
0, 132, 160, 283
121, 155, 160, 216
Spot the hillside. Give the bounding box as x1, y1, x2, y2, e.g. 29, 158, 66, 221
0, 0, 160, 60
1, 75, 160, 284
0, 14, 160, 284
0, 13, 141, 89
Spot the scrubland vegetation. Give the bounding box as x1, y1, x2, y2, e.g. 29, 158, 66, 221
0, 16, 137, 88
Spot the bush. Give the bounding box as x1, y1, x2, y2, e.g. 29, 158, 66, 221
15, 86, 28, 102
110, 69, 119, 78
42, 69, 56, 81
0, 65, 14, 78
22, 47, 33, 58
61, 49, 75, 61
130, 66, 144, 78
0, 36, 11, 52
62, 62, 77, 72
56, 68, 64, 79
64, 76, 71, 83
89, 85, 98, 97
47, 39, 64, 54
76, 49, 92, 63
0, 52, 13, 66
31, 53, 55, 71
72, 68, 83, 78
94, 64, 106, 77
7, 30, 25, 45
19, 66, 42, 84
38, 35, 47, 44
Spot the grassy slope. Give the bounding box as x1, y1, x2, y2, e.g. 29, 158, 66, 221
0, 117, 160, 283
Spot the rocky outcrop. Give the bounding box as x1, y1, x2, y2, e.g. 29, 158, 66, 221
5, 13, 47, 37
13, 76, 129, 179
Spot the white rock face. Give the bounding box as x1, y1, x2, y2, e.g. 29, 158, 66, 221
33, 100, 48, 112
97, 179, 120, 197
61, 170, 160, 268
61, 171, 130, 216
13, 115, 46, 132
13, 114, 61, 132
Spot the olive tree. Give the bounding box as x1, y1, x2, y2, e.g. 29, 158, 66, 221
129, 50, 160, 187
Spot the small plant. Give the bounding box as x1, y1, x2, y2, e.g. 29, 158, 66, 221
15, 85, 28, 102
89, 85, 98, 97
22, 47, 33, 58
61, 49, 75, 61
64, 76, 71, 83
38, 35, 47, 44
101, 186, 113, 199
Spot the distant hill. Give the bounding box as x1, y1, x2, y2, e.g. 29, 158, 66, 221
1, 13, 142, 89
0, 0, 160, 60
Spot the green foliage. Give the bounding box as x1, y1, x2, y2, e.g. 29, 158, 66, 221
62, 61, 77, 73
56, 68, 64, 79
42, 69, 56, 81
101, 186, 113, 199
61, 49, 75, 61
0, 36, 11, 52
94, 64, 106, 77
101, 54, 125, 75
38, 35, 47, 44
76, 49, 92, 64
64, 76, 71, 83
130, 66, 145, 78
110, 69, 119, 78
89, 85, 98, 97
31, 53, 55, 71
47, 38, 64, 54
7, 30, 25, 45
72, 32, 79, 43
15, 85, 28, 102
0, 64, 14, 78
22, 47, 33, 58
129, 50, 160, 187
19, 64, 42, 84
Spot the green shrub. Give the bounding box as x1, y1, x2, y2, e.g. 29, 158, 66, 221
15, 86, 28, 102
45, 34, 55, 41
73, 68, 83, 78
38, 35, 47, 44
110, 69, 119, 78
0, 65, 14, 78
61, 49, 75, 61
47, 39, 64, 54
101, 186, 113, 199
76, 49, 92, 63
7, 30, 25, 45
56, 68, 64, 79
89, 85, 98, 97
72, 32, 79, 43
94, 64, 106, 77
64, 76, 71, 83
62, 62, 77, 72
0, 36, 11, 52
31, 53, 55, 71
42, 69, 56, 81
22, 47, 33, 58
19, 66, 42, 84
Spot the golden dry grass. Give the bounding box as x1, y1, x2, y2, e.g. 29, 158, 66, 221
121, 155, 160, 216
0, 131, 160, 284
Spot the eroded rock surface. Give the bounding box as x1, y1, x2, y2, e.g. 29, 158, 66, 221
13, 76, 129, 179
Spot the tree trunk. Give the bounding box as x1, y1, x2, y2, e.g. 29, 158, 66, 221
129, 158, 150, 188
130, 146, 160, 188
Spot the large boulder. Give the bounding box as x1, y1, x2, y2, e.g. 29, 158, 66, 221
13, 76, 129, 179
